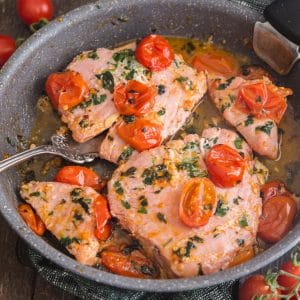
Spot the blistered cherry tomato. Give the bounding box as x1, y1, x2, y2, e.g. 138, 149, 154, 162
0, 35, 16, 67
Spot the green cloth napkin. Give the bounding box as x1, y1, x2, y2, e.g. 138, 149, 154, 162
26, 0, 274, 299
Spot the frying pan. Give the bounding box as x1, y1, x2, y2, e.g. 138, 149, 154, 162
0, 0, 299, 292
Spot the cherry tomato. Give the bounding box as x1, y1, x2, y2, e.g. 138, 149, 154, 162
277, 259, 300, 297
239, 274, 280, 300
93, 195, 112, 241
116, 118, 162, 152
135, 35, 174, 71
206, 144, 245, 188
261, 181, 289, 202
18, 204, 46, 236
258, 195, 297, 243
113, 80, 156, 116
55, 166, 104, 191
192, 49, 239, 78
236, 82, 291, 123
179, 178, 217, 227
0, 35, 16, 68
229, 246, 254, 268
101, 250, 157, 278
17, 0, 54, 25
45, 71, 89, 111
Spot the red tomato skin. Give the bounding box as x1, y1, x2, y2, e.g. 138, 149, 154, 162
261, 181, 289, 202
239, 275, 280, 300
0, 35, 16, 67
93, 195, 111, 241
17, 0, 54, 25
277, 261, 300, 296
135, 35, 174, 71
55, 166, 104, 191
206, 144, 245, 188
258, 195, 297, 243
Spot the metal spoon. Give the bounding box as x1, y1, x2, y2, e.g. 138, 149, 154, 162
0, 133, 103, 173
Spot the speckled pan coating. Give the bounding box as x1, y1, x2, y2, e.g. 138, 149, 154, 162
0, 0, 299, 292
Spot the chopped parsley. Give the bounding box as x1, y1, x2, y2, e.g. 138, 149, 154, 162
217, 77, 235, 90
139, 195, 148, 207
157, 85, 166, 95
173, 241, 196, 258
176, 157, 207, 178
112, 49, 134, 62
157, 107, 166, 116
29, 191, 40, 197
176, 76, 193, 90
96, 71, 114, 93
60, 236, 80, 247
121, 200, 131, 209
79, 119, 89, 128
189, 235, 204, 243
125, 69, 135, 80
220, 102, 231, 113
203, 137, 218, 150
183, 141, 200, 151
117, 147, 134, 163
70, 188, 92, 214
239, 215, 248, 227
121, 166, 137, 177
215, 200, 229, 217
113, 181, 124, 195
156, 212, 167, 224
77, 94, 107, 109
87, 50, 98, 60
255, 121, 274, 135
233, 196, 243, 205
234, 136, 243, 149
244, 115, 254, 126
123, 115, 135, 123
236, 239, 245, 247
137, 206, 147, 214
142, 164, 172, 185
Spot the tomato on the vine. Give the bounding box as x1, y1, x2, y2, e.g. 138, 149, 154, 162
17, 0, 54, 25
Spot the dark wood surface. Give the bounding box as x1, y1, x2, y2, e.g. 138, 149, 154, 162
0, 1, 93, 299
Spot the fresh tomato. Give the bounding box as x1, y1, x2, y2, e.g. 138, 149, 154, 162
113, 80, 156, 116
135, 35, 174, 71
192, 48, 239, 78
179, 178, 217, 227
93, 195, 112, 241
239, 274, 280, 300
261, 181, 289, 202
277, 257, 300, 297
206, 144, 245, 188
18, 204, 46, 236
101, 250, 157, 278
0, 35, 16, 68
55, 166, 104, 191
258, 195, 297, 243
17, 0, 54, 25
45, 71, 89, 111
116, 118, 162, 152
229, 246, 254, 268
236, 82, 291, 123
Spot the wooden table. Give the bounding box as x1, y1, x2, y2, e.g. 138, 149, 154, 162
0, 1, 93, 298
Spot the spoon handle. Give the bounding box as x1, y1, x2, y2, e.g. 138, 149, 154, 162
0, 145, 55, 173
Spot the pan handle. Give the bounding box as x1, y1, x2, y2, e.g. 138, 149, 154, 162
264, 0, 300, 45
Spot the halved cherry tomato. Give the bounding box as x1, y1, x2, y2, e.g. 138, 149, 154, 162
55, 166, 104, 191
17, 0, 54, 25
239, 274, 281, 300
192, 49, 239, 78
101, 250, 157, 278
116, 118, 162, 152
261, 181, 289, 202
229, 246, 254, 268
113, 80, 156, 116
179, 178, 217, 227
277, 258, 300, 297
93, 195, 111, 241
236, 82, 291, 123
135, 35, 174, 71
258, 195, 297, 243
0, 35, 16, 68
206, 144, 245, 188
45, 71, 89, 111
18, 204, 46, 236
